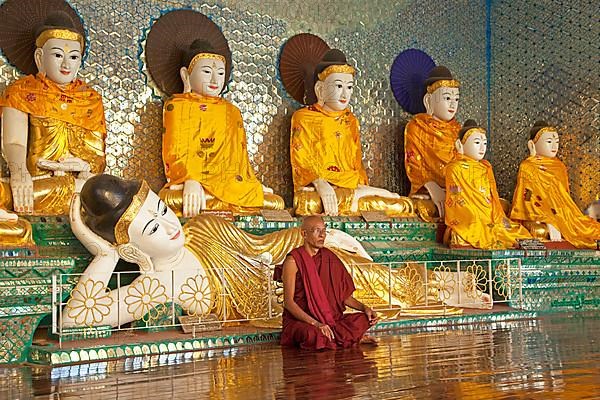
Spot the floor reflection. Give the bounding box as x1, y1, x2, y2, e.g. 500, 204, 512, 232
2, 313, 600, 399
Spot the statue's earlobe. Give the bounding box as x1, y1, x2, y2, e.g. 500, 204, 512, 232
455, 139, 464, 154
527, 140, 536, 157
314, 81, 324, 106
34, 48, 44, 73
180, 66, 191, 93
423, 93, 432, 115
117, 243, 154, 273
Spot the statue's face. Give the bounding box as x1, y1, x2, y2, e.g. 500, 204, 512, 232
429, 86, 459, 121
316, 72, 354, 112
127, 190, 185, 259
534, 130, 559, 158
189, 57, 226, 97
36, 38, 82, 85
462, 131, 487, 161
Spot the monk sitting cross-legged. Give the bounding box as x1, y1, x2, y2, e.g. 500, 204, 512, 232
280, 216, 378, 350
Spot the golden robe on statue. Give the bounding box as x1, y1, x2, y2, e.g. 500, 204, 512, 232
160, 93, 283, 214
404, 113, 461, 194
511, 156, 600, 248
183, 214, 458, 320
0, 73, 106, 214
291, 104, 412, 216
445, 155, 531, 249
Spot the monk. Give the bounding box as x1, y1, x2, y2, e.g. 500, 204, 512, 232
510, 121, 600, 248
280, 216, 378, 350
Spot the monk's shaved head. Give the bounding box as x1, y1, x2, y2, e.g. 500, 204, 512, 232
301, 215, 325, 231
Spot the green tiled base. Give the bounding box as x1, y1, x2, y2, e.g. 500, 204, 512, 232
48, 325, 113, 342
28, 331, 282, 366
0, 315, 46, 364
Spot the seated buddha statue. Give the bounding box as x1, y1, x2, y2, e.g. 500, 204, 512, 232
157, 39, 284, 217
0, 11, 106, 215
288, 49, 414, 217
62, 174, 448, 328
445, 120, 531, 249
404, 66, 461, 220
510, 121, 600, 248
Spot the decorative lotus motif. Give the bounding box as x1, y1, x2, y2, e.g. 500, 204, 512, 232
178, 275, 214, 317
66, 279, 114, 326
432, 264, 456, 301
125, 276, 167, 322
462, 263, 488, 300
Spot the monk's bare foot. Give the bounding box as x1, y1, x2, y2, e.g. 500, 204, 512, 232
359, 335, 379, 346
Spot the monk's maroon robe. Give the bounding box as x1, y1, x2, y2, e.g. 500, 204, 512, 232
281, 247, 370, 350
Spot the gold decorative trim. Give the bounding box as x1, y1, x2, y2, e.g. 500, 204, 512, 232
35, 29, 84, 50
461, 127, 486, 144
317, 64, 355, 81
532, 126, 557, 143
114, 181, 150, 245
426, 79, 460, 94
188, 53, 226, 73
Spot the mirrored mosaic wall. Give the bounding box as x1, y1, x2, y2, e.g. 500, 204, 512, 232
490, 0, 599, 208
0, 0, 596, 208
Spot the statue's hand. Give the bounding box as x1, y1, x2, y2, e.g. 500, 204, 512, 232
37, 157, 91, 175
313, 178, 338, 216
262, 184, 274, 194
527, 140, 536, 157
70, 193, 116, 258
9, 171, 34, 213
0, 208, 18, 222
454, 139, 464, 155
183, 179, 206, 218
424, 181, 446, 219
351, 184, 400, 212
547, 223, 562, 241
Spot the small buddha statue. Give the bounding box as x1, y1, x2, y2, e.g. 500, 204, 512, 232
156, 39, 284, 217
288, 49, 414, 217
404, 66, 461, 220
445, 120, 531, 249
0, 11, 106, 215
510, 121, 600, 248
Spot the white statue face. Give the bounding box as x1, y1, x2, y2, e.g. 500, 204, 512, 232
127, 190, 185, 259
315, 72, 354, 112
188, 58, 226, 97
428, 87, 460, 122
462, 131, 488, 161
534, 130, 559, 158
35, 38, 82, 86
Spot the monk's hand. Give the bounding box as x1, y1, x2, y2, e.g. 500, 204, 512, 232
183, 179, 206, 218
9, 171, 34, 214
316, 322, 335, 341
424, 181, 446, 219
364, 306, 379, 326
313, 178, 338, 216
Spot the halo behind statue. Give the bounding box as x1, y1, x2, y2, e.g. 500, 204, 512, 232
279, 33, 330, 105
0, 0, 85, 76
145, 9, 232, 96
389, 49, 436, 115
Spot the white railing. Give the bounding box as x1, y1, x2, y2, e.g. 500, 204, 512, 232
52, 257, 523, 344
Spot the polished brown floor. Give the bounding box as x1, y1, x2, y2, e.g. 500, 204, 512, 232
3, 313, 600, 399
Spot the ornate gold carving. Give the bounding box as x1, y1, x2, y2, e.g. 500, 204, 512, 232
426, 79, 460, 94
125, 276, 167, 321
463, 263, 488, 300
66, 279, 114, 326
432, 264, 456, 301
36, 29, 84, 50
178, 275, 214, 317
317, 64, 356, 81
114, 180, 150, 245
